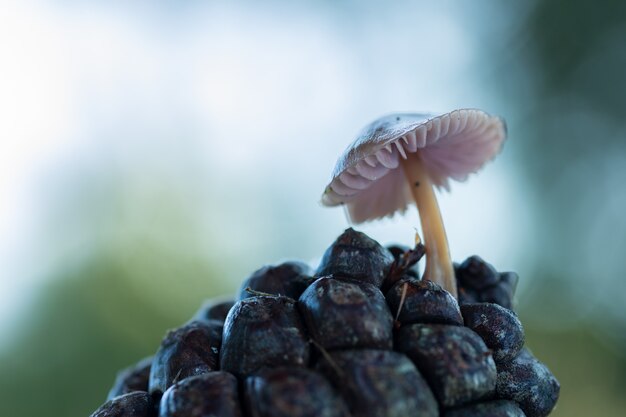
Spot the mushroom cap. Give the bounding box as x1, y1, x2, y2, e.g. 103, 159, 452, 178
322, 109, 506, 223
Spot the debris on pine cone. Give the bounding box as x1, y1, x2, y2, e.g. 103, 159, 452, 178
149, 319, 223, 395
316, 227, 395, 287
238, 261, 315, 301
92, 229, 559, 417
220, 296, 310, 379
386, 278, 463, 326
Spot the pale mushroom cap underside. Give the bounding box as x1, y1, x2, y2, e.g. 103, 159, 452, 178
322, 109, 506, 223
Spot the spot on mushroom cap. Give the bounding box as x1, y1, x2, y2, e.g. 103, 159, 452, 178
321, 109, 506, 223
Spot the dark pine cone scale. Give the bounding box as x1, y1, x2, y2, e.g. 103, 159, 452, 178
91, 228, 559, 417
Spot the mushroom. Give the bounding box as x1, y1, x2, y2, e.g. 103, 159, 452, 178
321, 109, 506, 298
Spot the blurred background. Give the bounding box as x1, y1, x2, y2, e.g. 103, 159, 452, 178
1, 0, 625, 415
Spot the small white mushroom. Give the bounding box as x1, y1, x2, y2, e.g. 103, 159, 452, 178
321, 109, 506, 298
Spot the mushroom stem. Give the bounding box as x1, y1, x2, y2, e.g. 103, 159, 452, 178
401, 152, 457, 298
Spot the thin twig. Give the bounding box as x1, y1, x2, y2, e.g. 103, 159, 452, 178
414, 228, 422, 246
381, 242, 425, 292
172, 368, 184, 384
395, 281, 409, 322
245, 287, 274, 297
309, 338, 344, 378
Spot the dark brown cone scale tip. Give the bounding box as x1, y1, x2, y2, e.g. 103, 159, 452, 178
496, 349, 560, 417
396, 324, 497, 408
108, 356, 153, 400
386, 278, 463, 325
454, 262, 479, 306
159, 372, 242, 417
456, 266, 519, 310
149, 320, 223, 395
458, 256, 499, 290
443, 400, 526, 417
220, 296, 310, 378
238, 261, 315, 301
386, 244, 421, 279
316, 349, 438, 417
315, 228, 394, 287
298, 276, 393, 350
461, 303, 525, 363
193, 298, 235, 323
90, 392, 154, 417
482, 272, 518, 309
244, 367, 350, 417
383, 243, 425, 291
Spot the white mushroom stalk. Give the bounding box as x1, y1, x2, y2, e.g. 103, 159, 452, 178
322, 109, 506, 299
401, 151, 456, 297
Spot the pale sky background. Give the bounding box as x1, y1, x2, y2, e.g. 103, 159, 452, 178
0, 0, 540, 343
